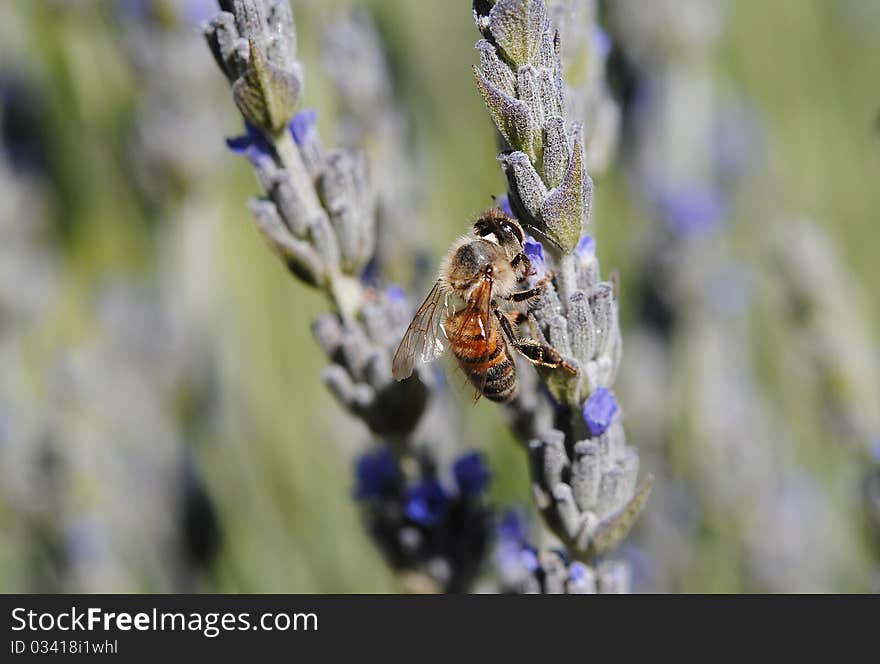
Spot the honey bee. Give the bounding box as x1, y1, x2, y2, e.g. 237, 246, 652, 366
392, 209, 576, 402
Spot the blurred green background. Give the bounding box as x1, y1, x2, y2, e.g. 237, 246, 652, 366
0, 0, 878, 593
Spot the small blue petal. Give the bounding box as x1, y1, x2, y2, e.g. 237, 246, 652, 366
872, 437, 880, 464
404, 479, 449, 526
225, 136, 251, 152
593, 26, 612, 61
453, 452, 491, 497
495, 194, 516, 219
519, 547, 539, 572
497, 194, 514, 218
359, 258, 379, 286
498, 508, 527, 546
621, 545, 654, 591
524, 236, 544, 263
583, 387, 619, 437
289, 109, 318, 147
225, 121, 274, 167
574, 234, 595, 260
569, 561, 588, 583
524, 236, 546, 279
385, 284, 407, 304
353, 447, 399, 500
657, 186, 727, 236
182, 0, 217, 26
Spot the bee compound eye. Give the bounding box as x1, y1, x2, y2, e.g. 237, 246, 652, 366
503, 221, 524, 244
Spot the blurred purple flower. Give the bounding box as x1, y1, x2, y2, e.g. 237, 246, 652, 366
656, 185, 727, 236
574, 234, 596, 260
583, 387, 618, 437
453, 452, 491, 497
498, 508, 527, 545
568, 561, 588, 583
354, 447, 399, 500
359, 258, 379, 286
497, 194, 514, 218
871, 437, 880, 464
620, 544, 654, 591
593, 26, 612, 61
182, 0, 217, 26
519, 547, 539, 572
289, 109, 318, 147
496, 508, 541, 579
119, 0, 214, 26
404, 479, 449, 525
226, 121, 274, 168
385, 284, 406, 305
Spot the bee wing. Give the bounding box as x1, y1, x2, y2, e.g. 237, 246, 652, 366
391, 280, 447, 380
449, 278, 495, 403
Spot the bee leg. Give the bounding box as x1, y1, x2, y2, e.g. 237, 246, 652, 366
494, 309, 577, 375
513, 338, 578, 374
508, 286, 542, 303
507, 271, 556, 303
511, 252, 537, 278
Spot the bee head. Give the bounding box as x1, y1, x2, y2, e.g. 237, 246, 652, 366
473, 208, 525, 253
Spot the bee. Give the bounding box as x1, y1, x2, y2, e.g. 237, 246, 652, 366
392, 209, 576, 402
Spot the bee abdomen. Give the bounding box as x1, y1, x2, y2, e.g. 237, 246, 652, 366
455, 341, 503, 364
449, 314, 518, 402
477, 355, 518, 403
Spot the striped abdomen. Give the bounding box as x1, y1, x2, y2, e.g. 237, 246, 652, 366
447, 310, 518, 402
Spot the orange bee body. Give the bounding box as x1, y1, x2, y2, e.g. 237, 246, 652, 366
445, 296, 518, 403
392, 209, 576, 403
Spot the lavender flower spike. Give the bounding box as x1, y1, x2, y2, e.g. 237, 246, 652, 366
472, 0, 651, 580
205, 1, 491, 592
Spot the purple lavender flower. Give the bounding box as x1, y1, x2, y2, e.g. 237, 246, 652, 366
519, 547, 539, 572
656, 185, 727, 236
385, 284, 406, 305
120, 0, 215, 25
289, 109, 318, 147
404, 479, 449, 526
181, 0, 217, 26
453, 452, 491, 497
225, 121, 275, 168
871, 436, 880, 465
583, 387, 619, 437
568, 561, 588, 583
498, 508, 527, 545
497, 194, 514, 218
524, 236, 546, 279
593, 26, 612, 61
354, 447, 399, 500
574, 234, 596, 261
496, 509, 539, 577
